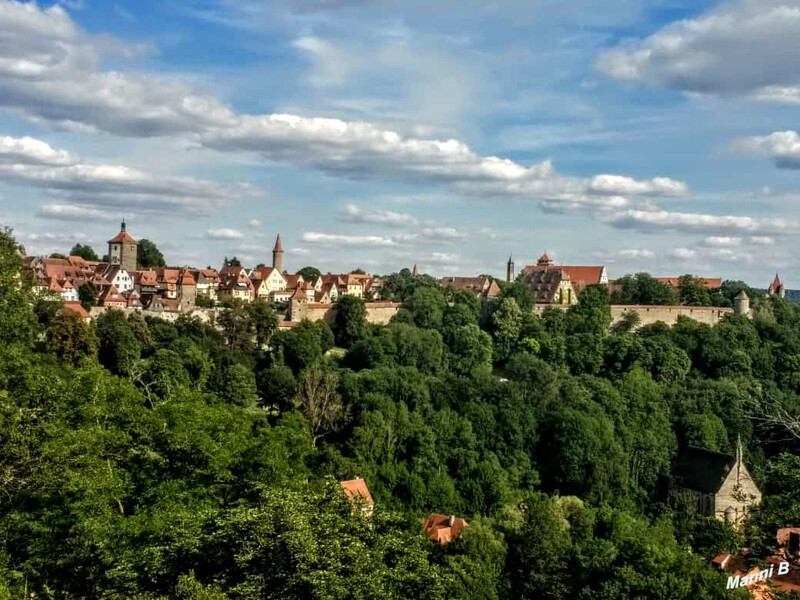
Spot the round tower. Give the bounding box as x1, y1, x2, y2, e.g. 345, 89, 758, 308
734, 290, 750, 316
272, 234, 284, 273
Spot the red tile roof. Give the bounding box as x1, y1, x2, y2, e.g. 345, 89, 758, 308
62, 302, 90, 319
422, 513, 468, 544
655, 277, 722, 289
340, 478, 374, 507
108, 230, 136, 244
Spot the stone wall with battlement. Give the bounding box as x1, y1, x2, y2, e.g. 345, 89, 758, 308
289, 300, 401, 325
534, 304, 735, 328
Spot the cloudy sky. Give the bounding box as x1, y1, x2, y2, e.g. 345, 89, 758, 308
1, 0, 799, 284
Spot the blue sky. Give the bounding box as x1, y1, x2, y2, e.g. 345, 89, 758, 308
1, 0, 799, 285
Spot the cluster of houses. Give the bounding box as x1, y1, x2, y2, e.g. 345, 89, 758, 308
339, 477, 468, 545
24, 223, 384, 315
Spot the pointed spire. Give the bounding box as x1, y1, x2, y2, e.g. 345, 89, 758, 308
273, 234, 283, 252
121, 219, 127, 232
736, 434, 743, 465
412, 264, 418, 276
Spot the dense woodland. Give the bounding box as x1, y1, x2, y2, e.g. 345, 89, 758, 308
2, 227, 800, 599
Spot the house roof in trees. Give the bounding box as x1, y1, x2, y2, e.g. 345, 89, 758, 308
62, 302, 90, 319
523, 268, 571, 303
340, 478, 374, 507
440, 276, 500, 299
673, 446, 736, 494
524, 264, 605, 289
423, 514, 468, 544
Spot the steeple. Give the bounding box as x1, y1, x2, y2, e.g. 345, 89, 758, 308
506, 254, 515, 282
272, 234, 284, 273
768, 273, 786, 298
537, 252, 554, 267
412, 264, 418, 276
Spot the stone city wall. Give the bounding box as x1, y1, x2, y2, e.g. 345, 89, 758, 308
534, 304, 734, 328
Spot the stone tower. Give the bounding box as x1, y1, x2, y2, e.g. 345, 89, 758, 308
768, 273, 786, 298
506, 254, 515, 282
108, 221, 137, 272
272, 234, 284, 273
179, 269, 197, 312
734, 290, 750, 316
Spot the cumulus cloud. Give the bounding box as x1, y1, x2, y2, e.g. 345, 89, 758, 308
37, 203, 117, 222
0, 1, 687, 215
749, 236, 775, 245
338, 203, 419, 226
247, 218, 262, 227
302, 232, 398, 246
205, 228, 245, 240
605, 208, 800, 236
596, 0, 800, 103
670, 247, 697, 260
704, 236, 741, 247
736, 130, 800, 169
0, 135, 256, 215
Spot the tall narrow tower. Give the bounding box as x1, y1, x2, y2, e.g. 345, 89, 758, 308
108, 220, 137, 272
272, 234, 284, 273
506, 254, 515, 282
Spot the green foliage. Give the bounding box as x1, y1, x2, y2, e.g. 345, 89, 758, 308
335, 295, 368, 347
0, 227, 795, 599
296, 266, 321, 280
45, 309, 98, 365
380, 268, 441, 302
69, 243, 100, 261
137, 238, 166, 268
78, 281, 98, 310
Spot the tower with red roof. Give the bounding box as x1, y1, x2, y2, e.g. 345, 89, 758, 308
108, 221, 137, 272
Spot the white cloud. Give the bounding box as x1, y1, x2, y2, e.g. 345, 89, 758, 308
247, 218, 262, 227
670, 247, 697, 260
749, 236, 775, 245
736, 130, 800, 169
0, 1, 687, 216
205, 228, 245, 240
596, 1, 800, 103
0, 135, 257, 215
338, 203, 419, 226
606, 208, 800, 236
302, 232, 398, 246
704, 236, 741, 247
37, 203, 117, 222
617, 248, 655, 259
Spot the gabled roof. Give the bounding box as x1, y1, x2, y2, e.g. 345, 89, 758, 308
340, 478, 374, 506
422, 513, 468, 544
673, 446, 736, 494
62, 302, 90, 319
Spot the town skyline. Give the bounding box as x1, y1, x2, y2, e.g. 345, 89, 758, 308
1, 0, 799, 285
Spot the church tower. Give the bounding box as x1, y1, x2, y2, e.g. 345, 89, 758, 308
506, 254, 515, 282
272, 234, 284, 273
108, 221, 137, 272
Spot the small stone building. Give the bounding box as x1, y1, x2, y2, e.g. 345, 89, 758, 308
671, 440, 761, 529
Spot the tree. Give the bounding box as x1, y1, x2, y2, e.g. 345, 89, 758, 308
380, 269, 441, 302
404, 287, 446, 329
295, 363, 346, 446
95, 309, 142, 374
218, 305, 254, 351
296, 266, 321, 280
334, 295, 367, 347
222, 256, 241, 268
499, 280, 535, 313
248, 299, 278, 348
448, 323, 492, 376
257, 364, 297, 411
45, 310, 98, 365
78, 282, 98, 310
48, 252, 67, 259
69, 243, 100, 261
137, 239, 166, 268
490, 297, 522, 362
679, 274, 712, 306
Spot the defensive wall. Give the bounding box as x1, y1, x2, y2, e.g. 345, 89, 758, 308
287, 300, 401, 326
534, 304, 735, 328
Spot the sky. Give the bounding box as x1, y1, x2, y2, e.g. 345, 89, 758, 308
1, 0, 800, 285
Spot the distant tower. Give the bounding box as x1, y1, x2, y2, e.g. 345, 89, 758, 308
108, 220, 137, 272
768, 273, 786, 298
734, 290, 750, 316
272, 234, 284, 273
506, 254, 515, 282
537, 252, 554, 267
412, 264, 418, 276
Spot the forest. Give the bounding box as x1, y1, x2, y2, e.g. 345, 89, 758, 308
1, 226, 799, 599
